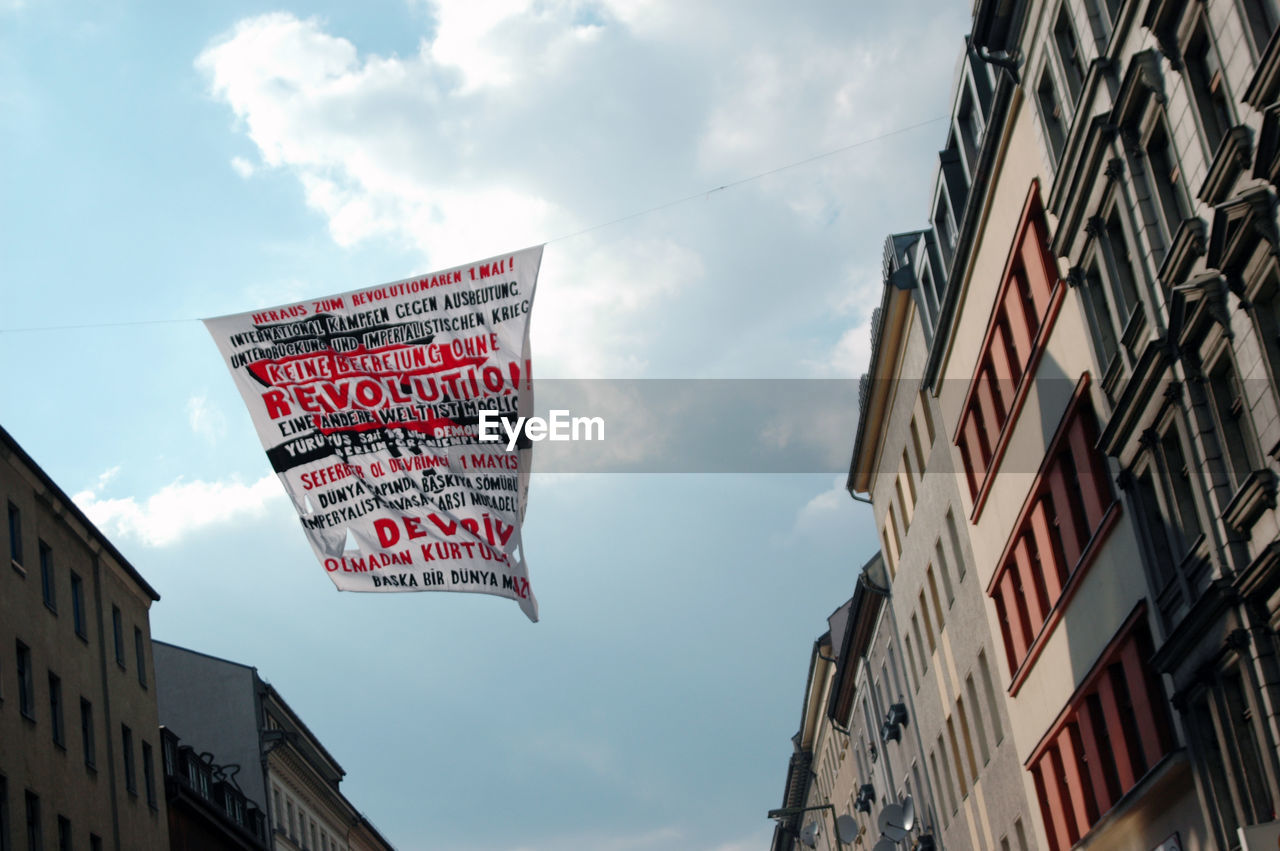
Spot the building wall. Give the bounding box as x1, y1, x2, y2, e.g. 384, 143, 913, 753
154, 642, 394, 851
0, 427, 169, 850
867, 285, 1036, 849
154, 642, 264, 806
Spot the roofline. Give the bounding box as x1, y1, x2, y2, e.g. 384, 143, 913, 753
0, 423, 160, 601
152, 639, 257, 672
847, 284, 914, 494
259, 681, 348, 779
826, 553, 887, 723
153, 640, 350, 782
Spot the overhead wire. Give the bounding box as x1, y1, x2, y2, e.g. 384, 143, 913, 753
0, 114, 948, 335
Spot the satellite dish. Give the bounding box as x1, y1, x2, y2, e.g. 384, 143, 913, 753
900, 795, 916, 832
800, 821, 820, 848
878, 804, 908, 842
836, 814, 859, 844
872, 838, 897, 851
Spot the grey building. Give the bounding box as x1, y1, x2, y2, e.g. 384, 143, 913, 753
153, 642, 395, 851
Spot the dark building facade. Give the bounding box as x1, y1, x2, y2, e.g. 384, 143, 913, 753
0, 424, 169, 850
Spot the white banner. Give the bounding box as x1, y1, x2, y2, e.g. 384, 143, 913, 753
204, 246, 542, 621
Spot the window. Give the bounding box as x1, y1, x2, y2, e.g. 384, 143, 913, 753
912, 614, 928, 673
39, 542, 54, 612
904, 633, 920, 691
935, 194, 957, 267
134, 628, 146, 688
967, 674, 991, 764
1028, 615, 1173, 851
927, 566, 946, 632
288, 800, 295, 840
48, 673, 64, 748
1084, 0, 1123, 44
90, 836, 102, 851
1240, 0, 1280, 57
56, 816, 69, 851
990, 388, 1116, 678
957, 88, 984, 174
8, 503, 22, 570
910, 417, 927, 474
896, 476, 912, 534
1038, 68, 1068, 165
902, 450, 917, 513
23, 792, 38, 851
979, 650, 1005, 744
1144, 120, 1193, 250
69, 572, 86, 639
1053, 6, 1086, 107
15, 643, 33, 720
121, 725, 136, 795
956, 695, 980, 783
274, 787, 283, 831
1185, 17, 1234, 155
80, 699, 95, 768
884, 505, 902, 578
1204, 351, 1259, 493
142, 741, 156, 808
945, 508, 965, 580
919, 591, 936, 653
935, 540, 955, 606
1131, 413, 1209, 624
932, 744, 956, 819
947, 715, 968, 799
957, 186, 1059, 505
112, 608, 124, 668
0, 775, 8, 851
1081, 204, 1148, 397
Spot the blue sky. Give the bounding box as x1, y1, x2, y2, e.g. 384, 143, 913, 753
1, 1, 970, 848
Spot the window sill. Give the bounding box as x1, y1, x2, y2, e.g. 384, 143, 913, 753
44, 601, 57, 616
11, 559, 25, 577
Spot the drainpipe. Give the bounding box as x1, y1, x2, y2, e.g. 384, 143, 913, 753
965, 34, 1020, 84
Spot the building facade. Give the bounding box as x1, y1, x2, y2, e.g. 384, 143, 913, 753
0, 424, 169, 850
831, 0, 1280, 848
161, 725, 271, 849
153, 642, 395, 851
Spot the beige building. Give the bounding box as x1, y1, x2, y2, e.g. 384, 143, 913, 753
847, 0, 1280, 848
849, 202, 1036, 850
153, 642, 395, 851
0, 423, 169, 850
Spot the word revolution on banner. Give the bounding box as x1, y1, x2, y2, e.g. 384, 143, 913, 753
204, 247, 543, 621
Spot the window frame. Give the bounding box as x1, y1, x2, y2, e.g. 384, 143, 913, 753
15, 642, 34, 721
7, 502, 23, 572
38, 542, 54, 613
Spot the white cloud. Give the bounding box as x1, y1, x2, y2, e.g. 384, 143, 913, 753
806, 318, 874, 378
73, 474, 284, 547
195, 2, 968, 384
230, 155, 256, 178
186, 394, 227, 443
